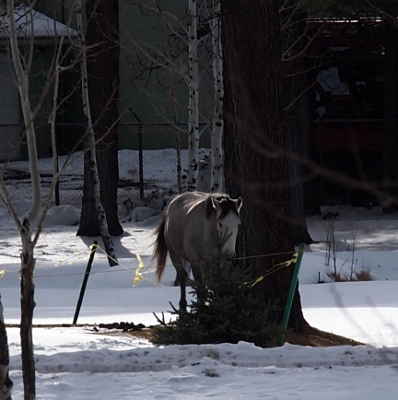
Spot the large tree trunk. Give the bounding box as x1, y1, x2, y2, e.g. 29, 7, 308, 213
79, 0, 123, 235
76, 0, 119, 266
222, 0, 307, 331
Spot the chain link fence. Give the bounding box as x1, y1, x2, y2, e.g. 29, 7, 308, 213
0, 123, 210, 212
0, 125, 22, 161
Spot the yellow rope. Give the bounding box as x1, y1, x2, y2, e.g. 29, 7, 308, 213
0, 245, 304, 288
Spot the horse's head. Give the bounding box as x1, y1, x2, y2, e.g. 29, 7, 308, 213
207, 194, 243, 261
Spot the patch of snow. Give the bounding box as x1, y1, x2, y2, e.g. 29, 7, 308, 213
1, 150, 398, 399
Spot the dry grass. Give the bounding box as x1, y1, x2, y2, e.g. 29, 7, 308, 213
327, 269, 373, 282
284, 325, 363, 347
8, 323, 362, 348
354, 269, 373, 281
122, 325, 363, 347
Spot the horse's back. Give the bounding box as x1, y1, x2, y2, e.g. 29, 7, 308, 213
166, 192, 209, 220
168, 191, 208, 209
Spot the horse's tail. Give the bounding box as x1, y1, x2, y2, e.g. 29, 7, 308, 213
152, 215, 168, 284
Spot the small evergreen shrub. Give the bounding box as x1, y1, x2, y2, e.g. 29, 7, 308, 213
151, 263, 284, 348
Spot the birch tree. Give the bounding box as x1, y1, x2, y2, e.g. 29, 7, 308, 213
77, 0, 123, 236
208, 0, 223, 192
186, 0, 200, 191
3, 4, 44, 398
129, 0, 212, 192
75, 0, 118, 266
0, 3, 57, 398
0, 2, 86, 397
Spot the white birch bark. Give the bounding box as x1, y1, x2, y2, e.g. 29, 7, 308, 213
187, 0, 200, 192
209, 0, 224, 193
76, 0, 118, 266
132, 1, 208, 192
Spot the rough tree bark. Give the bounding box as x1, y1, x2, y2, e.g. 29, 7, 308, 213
78, 0, 123, 235
76, 0, 119, 265
222, 0, 307, 331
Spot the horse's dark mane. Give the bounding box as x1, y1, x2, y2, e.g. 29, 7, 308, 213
205, 194, 239, 219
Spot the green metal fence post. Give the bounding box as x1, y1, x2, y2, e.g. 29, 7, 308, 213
278, 243, 305, 346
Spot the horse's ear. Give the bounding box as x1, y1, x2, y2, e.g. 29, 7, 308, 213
206, 196, 219, 218
235, 197, 243, 213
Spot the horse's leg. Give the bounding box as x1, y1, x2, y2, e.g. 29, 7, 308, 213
169, 249, 188, 311
191, 262, 206, 306
183, 260, 191, 282
173, 260, 191, 287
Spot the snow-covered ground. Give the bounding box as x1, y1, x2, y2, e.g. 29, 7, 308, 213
1, 152, 398, 399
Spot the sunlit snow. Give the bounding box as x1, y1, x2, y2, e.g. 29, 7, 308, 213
1, 151, 398, 399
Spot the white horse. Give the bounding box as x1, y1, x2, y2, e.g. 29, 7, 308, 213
152, 191, 243, 310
